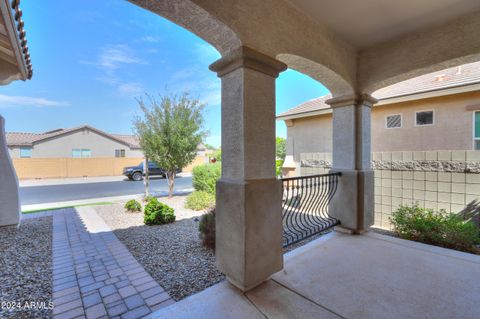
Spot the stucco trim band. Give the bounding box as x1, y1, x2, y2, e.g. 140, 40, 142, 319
326, 93, 378, 108
209, 46, 287, 78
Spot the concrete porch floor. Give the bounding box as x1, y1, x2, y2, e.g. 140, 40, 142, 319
148, 231, 480, 319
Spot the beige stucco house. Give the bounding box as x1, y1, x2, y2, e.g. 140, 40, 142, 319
6, 125, 143, 159
277, 61, 480, 176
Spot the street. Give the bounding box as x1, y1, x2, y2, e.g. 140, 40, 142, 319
19, 176, 193, 205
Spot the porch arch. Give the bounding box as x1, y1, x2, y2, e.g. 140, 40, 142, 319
277, 53, 354, 97
127, 0, 241, 54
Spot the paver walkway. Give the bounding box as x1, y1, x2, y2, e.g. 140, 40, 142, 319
51, 207, 174, 319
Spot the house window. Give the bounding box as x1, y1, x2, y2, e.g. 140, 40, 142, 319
20, 147, 32, 158
115, 149, 125, 157
72, 149, 91, 158
386, 114, 402, 129
415, 110, 434, 126
475, 112, 480, 150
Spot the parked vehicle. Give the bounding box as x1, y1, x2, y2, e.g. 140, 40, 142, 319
123, 162, 181, 181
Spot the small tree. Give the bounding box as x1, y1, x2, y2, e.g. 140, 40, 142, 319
276, 137, 286, 160
133, 92, 206, 197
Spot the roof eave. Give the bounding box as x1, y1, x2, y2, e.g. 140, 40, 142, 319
375, 82, 480, 106
0, 0, 30, 84
276, 108, 332, 121
277, 82, 480, 121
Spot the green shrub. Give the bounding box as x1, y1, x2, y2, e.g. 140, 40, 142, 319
192, 163, 221, 195
199, 208, 215, 249
212, 149, 221, 162
185, 191, 215, 210
143, 195, 155, 202
276, 159, 284, 177
124, 199, 141, 212
144, 198, 175, 225
390, 205, 480, 253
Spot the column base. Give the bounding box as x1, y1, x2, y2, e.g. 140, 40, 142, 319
216, 178, 283, 292
328, 169, 374, 233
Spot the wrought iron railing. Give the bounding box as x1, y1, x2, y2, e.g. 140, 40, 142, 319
281, 172, 341, 247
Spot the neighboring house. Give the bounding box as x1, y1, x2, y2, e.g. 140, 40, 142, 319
6, 124, 210, 179
277, 61, 480, 175
6, 125, 143, 158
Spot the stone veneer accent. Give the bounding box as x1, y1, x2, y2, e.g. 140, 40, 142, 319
300, 151, 480, 174
302, 159, 480, 174
371, 160, 480, 173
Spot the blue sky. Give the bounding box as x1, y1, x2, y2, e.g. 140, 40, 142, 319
0, 0, 328, 148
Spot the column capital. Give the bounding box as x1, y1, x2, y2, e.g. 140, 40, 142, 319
209, 46, 287, 78
326, 93, 378, 108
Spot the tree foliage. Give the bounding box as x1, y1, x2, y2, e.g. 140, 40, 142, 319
276, 137, 286, 160
133, 92, 206, 197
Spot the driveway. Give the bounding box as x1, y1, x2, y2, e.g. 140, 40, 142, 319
19, 176, 193, 205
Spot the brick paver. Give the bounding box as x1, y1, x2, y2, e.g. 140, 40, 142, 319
52, 207, 174, 318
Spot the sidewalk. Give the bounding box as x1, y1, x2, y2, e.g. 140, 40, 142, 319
52, 207, 174, 319
21, 189, 194, 213
19, 176, 127, 187
19, 173, 192, 187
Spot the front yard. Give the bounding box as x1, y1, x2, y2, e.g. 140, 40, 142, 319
95, 196, 224, 301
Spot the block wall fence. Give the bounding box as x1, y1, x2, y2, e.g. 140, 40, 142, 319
299, 151, 480, 229
12, 155, 208, 179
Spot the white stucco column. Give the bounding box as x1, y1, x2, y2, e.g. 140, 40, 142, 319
326, 94, 377, 233
0, 115, 20, 226
209, 46, 287, 291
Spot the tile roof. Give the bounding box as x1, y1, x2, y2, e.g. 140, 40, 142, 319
373, 61, 480, 100
6, 125, 141, 148
277, 61, 480, 119
7, 126, 206, 150
10, 0, 33, 79
277, 94, 332, 118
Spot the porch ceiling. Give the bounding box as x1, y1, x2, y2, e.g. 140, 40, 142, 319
287, 0, 480, 49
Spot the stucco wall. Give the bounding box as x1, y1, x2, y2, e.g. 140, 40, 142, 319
8, 128, 142, 158
287, 115, 333, 162
8, 147, 19, 158
284, 92, 480, 163
372, 92, 480, 151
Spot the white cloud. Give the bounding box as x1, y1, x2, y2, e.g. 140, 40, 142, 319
82, 45, 148, 96
138, 36, 160, 43
0, 94, 69, 108
98, 44, 144, 70
118, 82, 144, 96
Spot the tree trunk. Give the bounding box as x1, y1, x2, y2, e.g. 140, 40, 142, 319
143, 157, 150, 197
167, 171, 175, 198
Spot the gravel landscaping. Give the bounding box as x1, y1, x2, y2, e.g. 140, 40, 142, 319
95, 196, 224, 301
0, 217, 53, 319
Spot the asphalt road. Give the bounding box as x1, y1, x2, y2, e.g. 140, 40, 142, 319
19, 176, 193, 205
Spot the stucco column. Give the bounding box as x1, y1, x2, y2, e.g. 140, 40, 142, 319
209, 46, 287, 291
0, 115, 20, 226
326, 94, 377, 233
